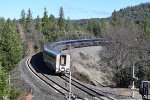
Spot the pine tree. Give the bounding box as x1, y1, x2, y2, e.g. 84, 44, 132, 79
58, 7, 65, 31
92, 23, 101, 37
100, 19, 106, 33
0, 64, 9, 99
42, 7, 50, 38
49, 14, 58, 34
110, 10, 124, 27
49, 14, 55, 24
26, 8, 32, 32
35, 15, 42, 33
0, 19, 23, 71
65, 17, 72, 32
20, 9, 26, 29
87, 20, 94, 33
0, 48, 8, 98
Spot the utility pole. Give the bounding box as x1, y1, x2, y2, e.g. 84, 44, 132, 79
68, 71, 72, 100
131, 63, 135, 98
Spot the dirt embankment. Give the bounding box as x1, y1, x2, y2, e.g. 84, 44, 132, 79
63, 46, 109, 86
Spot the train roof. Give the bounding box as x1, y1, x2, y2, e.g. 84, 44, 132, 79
55, 38, 104, 44
43, 38, 107, 56
43, 45, 61, 56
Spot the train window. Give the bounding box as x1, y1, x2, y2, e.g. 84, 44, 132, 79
60, 55, 66, 66
143, 82, 148, 88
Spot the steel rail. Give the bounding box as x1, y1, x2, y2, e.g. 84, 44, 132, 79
26, 56, 68, 95
60, 75, 116, 100
27, 56, 86, 99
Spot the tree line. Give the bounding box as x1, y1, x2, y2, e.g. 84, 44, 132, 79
0, 18, 23, 99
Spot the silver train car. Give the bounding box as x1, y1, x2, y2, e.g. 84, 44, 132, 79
43, 38, 110, 74
43, 45, 70, 74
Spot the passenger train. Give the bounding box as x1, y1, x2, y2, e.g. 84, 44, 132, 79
43, 38, 110, 74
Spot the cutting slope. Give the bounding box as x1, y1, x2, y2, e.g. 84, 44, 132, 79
62, 46, 109, 86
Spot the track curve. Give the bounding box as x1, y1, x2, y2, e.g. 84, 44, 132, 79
26, 52, 117, 100
26, 38, 117, 99
26, 56, 68, 95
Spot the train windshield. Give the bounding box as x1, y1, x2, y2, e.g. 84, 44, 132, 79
60, 55, 66, 66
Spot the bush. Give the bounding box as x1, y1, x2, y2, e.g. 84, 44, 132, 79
9, 87, 21, 100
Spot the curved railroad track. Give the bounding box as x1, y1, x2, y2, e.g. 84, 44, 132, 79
26, 38, 118, 99
60, 75, 116, 100
26, 54, 116, 100
26, 56, 68, 95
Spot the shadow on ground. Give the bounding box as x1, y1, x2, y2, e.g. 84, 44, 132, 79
30, 52, 57, 76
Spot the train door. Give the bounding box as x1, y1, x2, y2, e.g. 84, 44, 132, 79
59, 55, 67, 72
141, 81, 150, 99
59, 55, 70, 73
60, 55, 66, 66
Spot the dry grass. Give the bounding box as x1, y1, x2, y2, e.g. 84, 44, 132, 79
17, 92, 33, 100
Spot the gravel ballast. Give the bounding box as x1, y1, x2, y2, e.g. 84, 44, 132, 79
10, 57, 65, 100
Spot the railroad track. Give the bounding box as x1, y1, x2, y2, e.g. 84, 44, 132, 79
27, 56, 84, 99
60, 75, 116, 100
26, 56, 68, 95
26, 55, 116, 100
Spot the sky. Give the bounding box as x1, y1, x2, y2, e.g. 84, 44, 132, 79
0, 0, 149, 20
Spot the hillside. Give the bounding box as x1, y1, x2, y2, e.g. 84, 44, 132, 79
62, 46, 107, 86
115, 2, 150, 24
